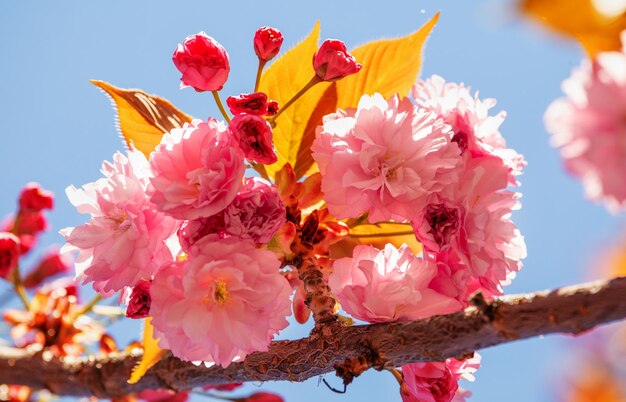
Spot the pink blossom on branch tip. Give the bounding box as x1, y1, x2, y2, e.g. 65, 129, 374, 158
412, 75, 525, 186
544, 40, 626, 212
61, 149, 179, 297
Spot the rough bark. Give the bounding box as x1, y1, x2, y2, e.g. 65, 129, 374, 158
1, 276, 625, 398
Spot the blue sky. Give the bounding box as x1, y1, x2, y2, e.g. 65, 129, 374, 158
1, 1, 624, 401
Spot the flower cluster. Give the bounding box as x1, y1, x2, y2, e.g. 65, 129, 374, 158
60, 21, 526, 402
545, 33, 626, 211
62, 26, 363, 368
314, 77, 525, 399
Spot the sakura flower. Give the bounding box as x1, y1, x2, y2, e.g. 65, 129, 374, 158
61, 149, 179, 297
150, 237, 292, 366
545, 38, 626, 211
222, 178, 285, 244
149, 118, 245, 220
179, 178, 285, 248
312, 93, 459, 222
328, 244, 462, 323
413, 75, 525, 185
401, 354, 481, 402
413, 158, 526, 299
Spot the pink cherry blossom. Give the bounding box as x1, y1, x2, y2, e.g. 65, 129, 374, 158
328, 244, 462, 323
413, 158, 526, 299
545, 38, 626, 211
179, 178, 285, 248
61, 149, 179, 297
150, 237, 292, 366
413, 75, 525, 186
401, 354, 481, 402
172, 32, 230, 92
149, 118, 245, 220
312, 93, 460, 222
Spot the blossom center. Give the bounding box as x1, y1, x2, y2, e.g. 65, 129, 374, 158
212, 280, 230, 306
426, 203, 460, 248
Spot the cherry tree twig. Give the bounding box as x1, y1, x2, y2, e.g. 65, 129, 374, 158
0, 276, 624, 398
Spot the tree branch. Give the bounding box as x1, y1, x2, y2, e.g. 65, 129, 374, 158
1, 277, 625, 397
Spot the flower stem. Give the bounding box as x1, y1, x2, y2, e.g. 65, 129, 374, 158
268, 75, 322, 125
388, 368, 404, 385
75, 294, 103, 319
253, 59, 267, 93
212, 91, 232, 123
10, 268, 30, 311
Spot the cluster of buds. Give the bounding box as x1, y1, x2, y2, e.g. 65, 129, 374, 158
0, 183, 69, 283
171, 26, 361, 167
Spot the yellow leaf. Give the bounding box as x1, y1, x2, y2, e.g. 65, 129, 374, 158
258, 22, 333, 179
330, 221, 422, 259
91, 80, 192, 158
335, 12, 440, 110
519, 0, 626, 56
128, 318, 167, 384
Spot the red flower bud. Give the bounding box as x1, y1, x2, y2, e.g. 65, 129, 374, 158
313, 39, 362, 81
229, 114, 277, 165
266, 100, 280, 116
0, 232, 20, 279
226, 92, 268, 116
254, 26, 284, 61
172, 32, 230, 92
126, 279, 152, 319
243, 392, 283, 402
23, 248, 72, 288
19, 183, 54, 212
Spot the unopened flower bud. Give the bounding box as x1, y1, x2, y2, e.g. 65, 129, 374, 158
313, 39, 362, 81
172, 32, 230, 92
0, 232, 20, 279
23, 248, 72, 288
19, 183, 54, 212
226, 92, 268, 116
266, 100, 280, 116
254, 26, 284, 61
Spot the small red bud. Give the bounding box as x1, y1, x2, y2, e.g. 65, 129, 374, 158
254, 26, 284, 62
313, 39, 362, 81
